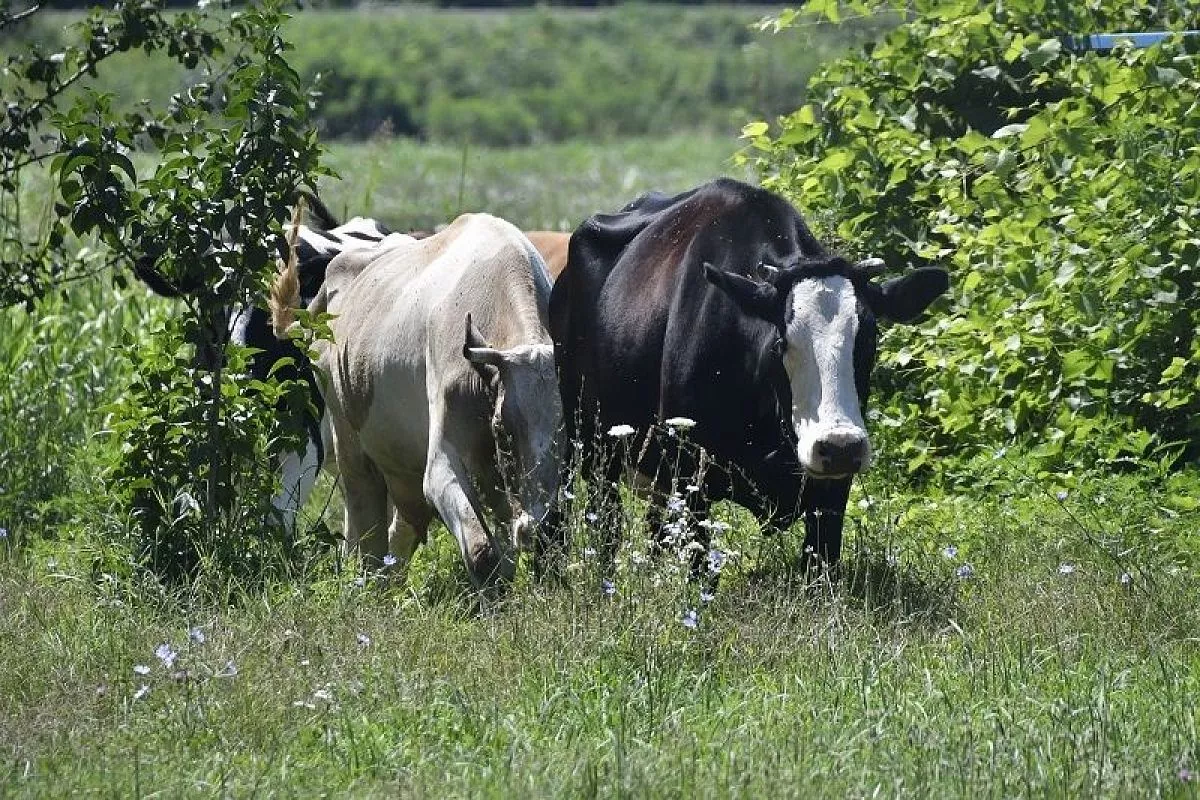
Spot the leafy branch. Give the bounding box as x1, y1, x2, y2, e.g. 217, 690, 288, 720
747, 0, 1200, 481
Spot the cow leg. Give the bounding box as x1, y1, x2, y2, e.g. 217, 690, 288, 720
330, 419, 390, 566
273, 436, 322, 535
383, 477, 433, 578
319, 413, 338, 481
423, 443, 514, 589
800, 477, 852, 569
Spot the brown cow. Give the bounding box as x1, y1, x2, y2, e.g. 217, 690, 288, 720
524, 230, 571, 281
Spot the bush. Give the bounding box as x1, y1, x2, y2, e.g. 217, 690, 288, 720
104, 326, 314, 582
741, 0, 1200, 479
2, 1, 327, 582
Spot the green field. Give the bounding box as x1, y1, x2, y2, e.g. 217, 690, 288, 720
2, 133, 1199, 797
6, 5, 882, 146
317, 133, 752, 231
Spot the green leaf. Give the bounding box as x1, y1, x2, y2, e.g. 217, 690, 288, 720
804, 0, 842, 23
1019, 117, 1052, 148
819, 150, 854, 171
1160, 357, 1188, 384
1026, 38, 1062, 70
741, 121, 769, 139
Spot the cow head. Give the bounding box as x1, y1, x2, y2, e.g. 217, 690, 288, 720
704, 257, 948, 478
463, 314, 563, 548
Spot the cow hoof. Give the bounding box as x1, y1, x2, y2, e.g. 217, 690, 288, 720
511, 511, 537, 551
467, 542, 516, 588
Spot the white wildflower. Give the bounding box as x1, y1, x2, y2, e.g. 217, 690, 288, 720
155, 643, 178, 669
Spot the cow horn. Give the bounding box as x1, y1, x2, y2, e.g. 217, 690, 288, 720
463, 313, 505, 368
854, 257, 887, 277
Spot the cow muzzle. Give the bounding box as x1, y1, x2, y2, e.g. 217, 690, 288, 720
801, 426, 872, 478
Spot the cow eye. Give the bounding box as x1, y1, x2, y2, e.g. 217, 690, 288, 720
771, 337, 786, 357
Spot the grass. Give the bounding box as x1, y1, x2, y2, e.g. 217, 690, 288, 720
2, 134, 1199, 797
3, 467, 1198, 797
315, 133, 752, 233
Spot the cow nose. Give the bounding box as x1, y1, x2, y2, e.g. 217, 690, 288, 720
815, 438, 868, 475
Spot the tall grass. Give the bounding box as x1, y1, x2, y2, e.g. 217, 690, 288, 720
2, 463, 1197, 796
0, 282, 165, 544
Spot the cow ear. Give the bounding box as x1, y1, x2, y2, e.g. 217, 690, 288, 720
704, 263, 782, 323
463, 313, 504, 375
874, 268, 950, 323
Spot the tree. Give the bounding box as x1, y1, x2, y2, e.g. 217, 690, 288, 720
2, 0, 328, 580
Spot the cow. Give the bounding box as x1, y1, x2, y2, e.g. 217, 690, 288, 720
548, 177, 949, 567
271, 213, 562, 586
135, 203, 570, 537
266, 226, 568, 534
524, 231, 571, 281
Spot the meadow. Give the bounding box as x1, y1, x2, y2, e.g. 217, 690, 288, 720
2, 131, 1199, 797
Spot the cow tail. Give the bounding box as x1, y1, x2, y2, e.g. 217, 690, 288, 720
270, 202, 304, 340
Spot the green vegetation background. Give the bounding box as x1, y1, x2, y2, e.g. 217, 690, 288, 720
2, 4, 1199, 795
7, 5, 881, 144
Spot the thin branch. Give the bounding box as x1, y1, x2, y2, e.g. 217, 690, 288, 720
3, 54, 118, 141
2, 148, 64, 178
0, 3, 42, 32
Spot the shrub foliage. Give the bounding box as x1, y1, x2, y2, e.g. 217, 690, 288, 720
742, 0, 1200, 477
1, 1, 326, 579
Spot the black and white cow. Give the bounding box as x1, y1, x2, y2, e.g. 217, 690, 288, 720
548, 178, 950, 565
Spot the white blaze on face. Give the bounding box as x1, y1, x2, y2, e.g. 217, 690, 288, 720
782, 275, 872, 477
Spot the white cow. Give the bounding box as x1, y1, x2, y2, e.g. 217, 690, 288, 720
272, 213, 562, 586
266, 219, 411, 531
